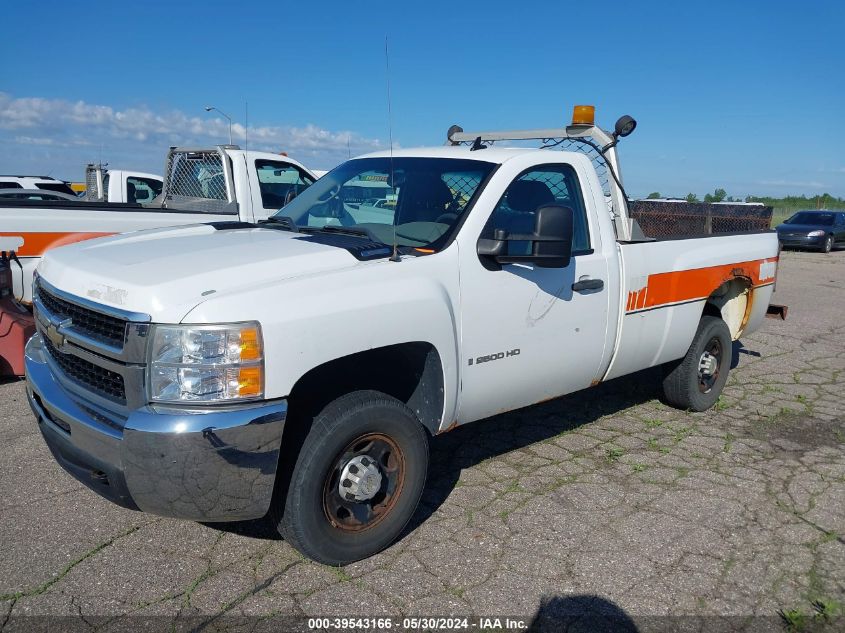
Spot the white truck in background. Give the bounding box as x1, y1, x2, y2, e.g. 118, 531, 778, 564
0, 145, 317, 303
24, 107, 780, 566
83, 164, 163, 204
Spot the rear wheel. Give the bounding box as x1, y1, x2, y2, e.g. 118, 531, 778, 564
272, 390, 428, 565
662, 315, 732, 411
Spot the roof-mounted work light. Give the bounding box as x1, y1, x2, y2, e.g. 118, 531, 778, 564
613, 115, 637, 138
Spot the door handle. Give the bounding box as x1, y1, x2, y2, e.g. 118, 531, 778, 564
572, 278, 604, 292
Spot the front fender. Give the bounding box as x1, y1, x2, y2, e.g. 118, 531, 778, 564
181, 247, 463, 430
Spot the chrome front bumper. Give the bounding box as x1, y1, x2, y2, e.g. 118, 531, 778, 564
25, 333, 287, 521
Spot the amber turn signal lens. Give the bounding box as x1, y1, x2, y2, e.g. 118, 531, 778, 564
239, 327, 262, 361
571, 105, 595, 126
237, 366, 262, 397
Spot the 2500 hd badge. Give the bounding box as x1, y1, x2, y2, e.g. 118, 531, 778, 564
468, 348, 521, 365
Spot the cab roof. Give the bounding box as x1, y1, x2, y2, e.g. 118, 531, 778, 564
357, 145, 580, 164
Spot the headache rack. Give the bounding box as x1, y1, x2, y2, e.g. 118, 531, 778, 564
84, 163, 106, 201
446, 108, 773, 241
160, 145, 239, 214
446, 111, 635, 241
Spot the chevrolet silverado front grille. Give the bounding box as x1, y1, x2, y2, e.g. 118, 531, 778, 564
43, 337, 127, 404
36, 283, 127, 348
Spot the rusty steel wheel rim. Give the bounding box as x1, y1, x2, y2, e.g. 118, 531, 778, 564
322, 433, 406, 533
698, 336, 723, 393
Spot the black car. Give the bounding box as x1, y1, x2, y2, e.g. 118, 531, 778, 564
776, 210, 845, 253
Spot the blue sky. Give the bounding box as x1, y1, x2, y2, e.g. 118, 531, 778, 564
2, 0, 843, 198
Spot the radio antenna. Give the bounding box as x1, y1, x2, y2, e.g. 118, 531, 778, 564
242, 100, 254, 210
385, 37, 400, 262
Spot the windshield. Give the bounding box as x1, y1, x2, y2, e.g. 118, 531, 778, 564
274, 157, 495, 250
35, 182, 75, 196
785, 211, 834, 226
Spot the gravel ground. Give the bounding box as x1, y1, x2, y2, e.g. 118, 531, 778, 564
1, 249, 843, 632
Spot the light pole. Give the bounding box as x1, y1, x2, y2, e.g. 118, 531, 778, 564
204, 106, 233, 145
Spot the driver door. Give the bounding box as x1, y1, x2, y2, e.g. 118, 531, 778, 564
457, 163, 611, 423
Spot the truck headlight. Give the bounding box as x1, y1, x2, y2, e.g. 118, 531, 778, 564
808, 230, 825, 237
147, 323, 263, 403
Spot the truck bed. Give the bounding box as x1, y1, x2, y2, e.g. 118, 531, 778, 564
0, 199, 237, 303
604, 230, 779, 381
0, 198, 230, 213
628, 201, 773, 239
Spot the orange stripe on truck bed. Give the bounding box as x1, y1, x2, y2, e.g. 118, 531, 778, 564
626, 257, 777, 314
0, 232, 114, 257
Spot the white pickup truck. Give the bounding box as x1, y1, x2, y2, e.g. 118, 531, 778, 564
24, 108, 779, 565
0, 145, 316, 303
82, 164, 164, 204
0, 175, 76, 196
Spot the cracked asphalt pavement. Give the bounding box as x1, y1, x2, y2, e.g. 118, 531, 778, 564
1, 249, 843, 632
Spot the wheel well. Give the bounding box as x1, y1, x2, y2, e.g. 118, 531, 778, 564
269, 343, 444, 518
286, 342, 444, 435
703, 278, 753, 340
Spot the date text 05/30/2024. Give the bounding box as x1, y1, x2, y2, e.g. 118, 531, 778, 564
307, 616, 528, 631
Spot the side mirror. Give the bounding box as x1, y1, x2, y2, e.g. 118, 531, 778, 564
477, 204, 573, 269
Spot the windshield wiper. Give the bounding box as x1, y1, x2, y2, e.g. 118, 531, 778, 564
260, 219, 390, 248
312, 224, 384, 244
258, 216, 300, 232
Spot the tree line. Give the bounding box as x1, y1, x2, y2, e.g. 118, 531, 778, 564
644, 190, 845, 208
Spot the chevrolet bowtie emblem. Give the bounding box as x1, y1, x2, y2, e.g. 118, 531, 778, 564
46, 318, 72, 349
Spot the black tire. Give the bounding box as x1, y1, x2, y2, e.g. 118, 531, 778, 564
272, 390, 428, 565
662, 315, 732, 412
821, 234, 834, 253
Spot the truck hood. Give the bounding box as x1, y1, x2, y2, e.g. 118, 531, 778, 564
37, 224, 366, 322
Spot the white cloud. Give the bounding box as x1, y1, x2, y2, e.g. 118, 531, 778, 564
0, 92, 386, 176
12, 135, 94, 148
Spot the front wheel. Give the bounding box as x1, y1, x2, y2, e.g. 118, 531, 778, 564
821, 234, 834, 253
272, 390, 429, 565
662, 315, 732, 411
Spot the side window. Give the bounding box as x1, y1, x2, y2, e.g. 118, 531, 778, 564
837, 213, 845, 226
0, 181, 23, 189
481, 164, 590, 254
255, 160, 315, 209
126, 177, 162, 204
